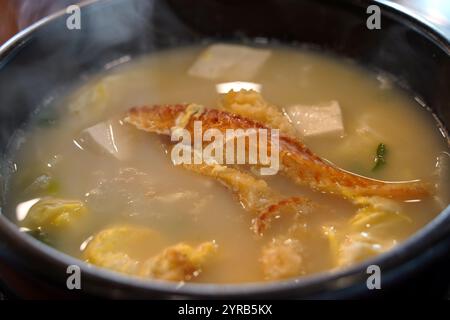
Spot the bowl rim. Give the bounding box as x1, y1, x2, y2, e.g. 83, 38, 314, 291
0, 0, 449, 298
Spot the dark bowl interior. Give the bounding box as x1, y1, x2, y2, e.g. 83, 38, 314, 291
0, 0, 449, 298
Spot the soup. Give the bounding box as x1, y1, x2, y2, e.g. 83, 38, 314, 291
5, 44, 449, 283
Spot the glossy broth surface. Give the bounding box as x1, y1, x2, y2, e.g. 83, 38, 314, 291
6, 45, 449, 283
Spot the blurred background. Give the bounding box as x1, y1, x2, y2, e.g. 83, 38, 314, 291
0, 0, 449, 46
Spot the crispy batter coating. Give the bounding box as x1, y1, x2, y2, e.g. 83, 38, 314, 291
125, 97, 432, 275
183, 163, 274, 212
260, 237, 304, 280
23, 197, 87, 231
219, 90, 296, 136
181, 162, 309, 235
84, 225, 162, 275
139, 242, 217, 281
84, 225, 216, 281
251, 197, 313, 235
125, 104, 430, 200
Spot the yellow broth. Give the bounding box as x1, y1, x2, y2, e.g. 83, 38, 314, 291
6, 45, 449, 283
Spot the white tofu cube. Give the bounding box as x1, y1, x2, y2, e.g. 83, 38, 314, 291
188, 44, 271, 80
286, 101, 344, 137
75, 120, 131, 160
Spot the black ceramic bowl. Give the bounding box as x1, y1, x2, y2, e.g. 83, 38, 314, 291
0, 0, 449, 299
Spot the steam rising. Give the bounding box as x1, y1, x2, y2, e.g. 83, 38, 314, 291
0, 0, 161, 154
16, 0, 79, 29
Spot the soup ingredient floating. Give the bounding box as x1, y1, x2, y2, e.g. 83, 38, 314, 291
219, 89, 296, 136
181, 161, 314, 235
324, 196, 411, 267
372, 143, 387, 171
11, 44, 447, 284
286, 100, 344, 137
75, 119, 133, 161
188, 44, 271, 80
260, 237, 304, 280
22, 197, 87, 231
124, 92, 431, 201
84, 225, 217, 281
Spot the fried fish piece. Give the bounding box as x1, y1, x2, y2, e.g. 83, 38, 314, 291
125, 105, 431, 200
139, 242, 217, 281
181, 162, 310, 235
251, 197, 314, 235
183, 162, 274, 212
219, 90, 296, 136
184, 162, 300, 210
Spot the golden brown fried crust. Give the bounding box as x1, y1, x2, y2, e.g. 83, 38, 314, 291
139, 242, 217, 281
84, 225, 216, 281
219, 90, 297, 136
182, 163, 276, 213
251, 197, 312, 236
260, 237, 304, 280
181, 163, 309, 235
125, 105, 431, 200
127, 106, 312, 235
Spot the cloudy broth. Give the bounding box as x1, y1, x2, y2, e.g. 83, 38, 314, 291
6, 45, 449, 283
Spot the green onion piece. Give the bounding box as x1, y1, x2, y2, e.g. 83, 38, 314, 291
372, 143, 387, 171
